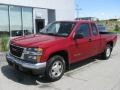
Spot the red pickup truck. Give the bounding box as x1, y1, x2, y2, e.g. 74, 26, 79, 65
6, 20, 117, 81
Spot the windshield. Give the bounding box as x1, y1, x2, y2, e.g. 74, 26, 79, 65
39, 22, 76, 37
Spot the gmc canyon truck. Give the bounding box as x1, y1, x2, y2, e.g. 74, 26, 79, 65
6, 20, 117, 81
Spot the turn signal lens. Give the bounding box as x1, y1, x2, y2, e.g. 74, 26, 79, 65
36, 48, 43, 62
37, 48, 43, 52
37, 55, 41, 62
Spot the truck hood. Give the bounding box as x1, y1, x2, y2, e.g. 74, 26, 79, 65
11, 34, 66, 48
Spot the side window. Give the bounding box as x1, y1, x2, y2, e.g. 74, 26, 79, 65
76, 23, 90, 37
91, 23, 98, 36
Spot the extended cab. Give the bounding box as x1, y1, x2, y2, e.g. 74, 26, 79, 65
6, 20, 117, 81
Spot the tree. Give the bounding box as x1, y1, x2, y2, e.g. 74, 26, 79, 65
96, 19, 100, 22
114, 24, 119, 32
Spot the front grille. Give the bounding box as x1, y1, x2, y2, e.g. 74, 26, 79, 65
10, 44, 24, 57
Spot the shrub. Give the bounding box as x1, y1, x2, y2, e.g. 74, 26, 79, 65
114, 24, 119, 32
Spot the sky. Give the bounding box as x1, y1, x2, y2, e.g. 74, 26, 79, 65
75, 0, 120, 20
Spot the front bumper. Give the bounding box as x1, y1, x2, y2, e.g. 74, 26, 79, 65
6, 53, 46, 75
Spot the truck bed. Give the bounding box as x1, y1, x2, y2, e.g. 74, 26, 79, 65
99, 31, 117, 47
99, 31, 116, 34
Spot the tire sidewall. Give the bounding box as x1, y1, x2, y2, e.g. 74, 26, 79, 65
105, 44, 112, 59
45, 55, 65, 81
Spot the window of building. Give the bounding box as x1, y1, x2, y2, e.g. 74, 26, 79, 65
22, 7, 33, 35
10, 6, 22, 36
48, 9, 56, 24
0, 5, 33, 37
0, 5, 9, 37
76, 23, 90, 37
91, 23, 98, 35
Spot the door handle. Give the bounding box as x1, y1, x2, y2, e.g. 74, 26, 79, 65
88, 38, 92, 42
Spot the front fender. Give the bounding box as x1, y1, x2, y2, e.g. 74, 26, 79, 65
41, 45, 69, 62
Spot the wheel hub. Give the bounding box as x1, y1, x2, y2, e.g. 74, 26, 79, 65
51, 61, 63, 78
106, 47, 111, 57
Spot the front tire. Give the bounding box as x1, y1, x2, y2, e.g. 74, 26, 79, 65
45, 55, 66, 81
100, 44, 112, 60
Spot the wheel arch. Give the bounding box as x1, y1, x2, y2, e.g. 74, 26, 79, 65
107, 41, 113, 50
47, 50, 70, 70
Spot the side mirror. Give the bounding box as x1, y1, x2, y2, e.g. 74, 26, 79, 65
73, 33, 84, 40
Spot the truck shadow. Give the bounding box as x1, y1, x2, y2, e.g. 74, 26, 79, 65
1, 65, 49, 85
69, 58, 96, 70
1, 58, 97, 85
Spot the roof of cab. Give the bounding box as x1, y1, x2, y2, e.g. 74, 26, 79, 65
55, 20, 95, 23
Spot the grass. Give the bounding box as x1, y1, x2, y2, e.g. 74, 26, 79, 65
99, 20, 120, 34
0, 35, 9, 52
109, 29, 120, 34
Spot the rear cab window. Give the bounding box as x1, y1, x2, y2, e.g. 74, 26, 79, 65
91, 23, 98, 36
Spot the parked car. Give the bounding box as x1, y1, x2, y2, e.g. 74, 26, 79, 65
97, 24, 107, 32
6, 20, 117, 81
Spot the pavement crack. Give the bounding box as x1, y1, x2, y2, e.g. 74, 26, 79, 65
65, 74, 88, 82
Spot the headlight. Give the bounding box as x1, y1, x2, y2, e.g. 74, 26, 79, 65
26, 48, 43, 56
23, 48, 43, 63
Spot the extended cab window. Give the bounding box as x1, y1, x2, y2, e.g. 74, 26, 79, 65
76, 23, 90, 37
91, 23, 98, 35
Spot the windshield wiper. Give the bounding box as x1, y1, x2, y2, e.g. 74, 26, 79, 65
39, 32, 67, 37
39, 32, 57, 36
39, 32, 48, 35
47, 33, 58, 36
47, 33, 68, 37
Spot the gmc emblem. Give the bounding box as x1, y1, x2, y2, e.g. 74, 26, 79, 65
12, 48, 17, 52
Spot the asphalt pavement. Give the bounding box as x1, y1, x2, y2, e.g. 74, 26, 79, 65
0, 36, 120, 90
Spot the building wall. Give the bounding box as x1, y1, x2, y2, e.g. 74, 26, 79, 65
0, 0, 75, 37
0, 0, 75, 20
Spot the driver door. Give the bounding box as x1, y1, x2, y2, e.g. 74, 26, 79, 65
69, 23, 93, 63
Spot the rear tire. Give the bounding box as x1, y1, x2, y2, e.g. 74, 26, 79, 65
45, 55, 65, 81
100, 44, 112, 60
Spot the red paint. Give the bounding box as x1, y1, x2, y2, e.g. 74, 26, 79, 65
11, 20, 117, 64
